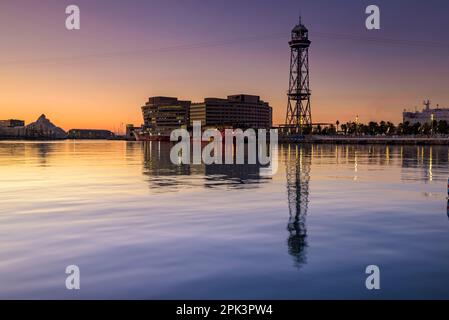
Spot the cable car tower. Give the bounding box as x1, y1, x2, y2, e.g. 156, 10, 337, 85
285, 17, 312, 134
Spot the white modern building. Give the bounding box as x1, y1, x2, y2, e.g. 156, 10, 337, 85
403, 100, 449, 125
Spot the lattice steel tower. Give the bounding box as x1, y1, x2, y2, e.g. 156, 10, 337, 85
285, 17, 312, 134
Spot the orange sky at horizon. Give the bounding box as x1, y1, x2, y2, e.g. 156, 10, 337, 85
1, 70, 446, 132
2, 1, 449, 132
2, 53, 446, 132
2, 39, 448, 132
3, 39, 446, 133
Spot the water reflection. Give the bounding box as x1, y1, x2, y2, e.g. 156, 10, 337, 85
0, 142, 55, 166
141, 141, 268, 191
132, 142, 449, 268
447, 200, 449, 220
401, 146, 449, 183
293, 144, 449, 183
141, 141, 312, 268
284, 144, 311, 268
35, 143, 55, 166
2, 141, 449, 298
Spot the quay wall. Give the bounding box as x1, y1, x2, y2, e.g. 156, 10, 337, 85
280, 135, 449, 145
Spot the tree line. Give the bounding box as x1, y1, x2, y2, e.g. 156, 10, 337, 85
312, 120, 449, 136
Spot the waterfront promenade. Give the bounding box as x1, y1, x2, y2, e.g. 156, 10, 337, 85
280, 135, 449, 145
309, 135, 449, 145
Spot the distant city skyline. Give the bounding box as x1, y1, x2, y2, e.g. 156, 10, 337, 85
1, 0, 449, 131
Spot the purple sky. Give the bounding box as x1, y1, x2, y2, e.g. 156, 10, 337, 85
1, 0, 449, 129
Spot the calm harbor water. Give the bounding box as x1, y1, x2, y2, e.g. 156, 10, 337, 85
1, 140, 449, 299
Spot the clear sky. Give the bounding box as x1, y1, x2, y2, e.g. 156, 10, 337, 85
1, 0, 449, 131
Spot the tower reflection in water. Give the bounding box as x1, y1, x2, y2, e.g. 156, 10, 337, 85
140, 141, 312, 268
284, 144, 311, 269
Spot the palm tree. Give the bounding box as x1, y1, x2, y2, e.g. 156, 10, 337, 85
421, 123, 431, 135
347, 122, 357, 135
411, 122, 421, 135
379, 121, 388, 135
437, 120, 449, 134
402, 121, 411, 135
386, 122, 396, 135
368, 121, 378, 135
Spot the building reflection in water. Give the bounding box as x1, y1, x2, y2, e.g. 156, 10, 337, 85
141, 141, 270, 191
0, 142, 55, 167
35, 143, 55, 166
284, 144, 311, 269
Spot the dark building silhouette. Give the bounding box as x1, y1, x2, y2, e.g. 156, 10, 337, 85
0, 119, 25, 128
0, 114, 66, 140
125, 124, 137, 140
190, 94, 272, 129
68, 129, 114, 139
142, 97, 191, 133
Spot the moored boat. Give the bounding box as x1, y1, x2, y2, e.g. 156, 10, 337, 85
133, 131, 171, 141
